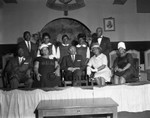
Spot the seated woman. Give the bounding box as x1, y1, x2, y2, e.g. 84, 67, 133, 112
87, 43, 111, 86
33, 44, 61, 88
111, 42, 137, 84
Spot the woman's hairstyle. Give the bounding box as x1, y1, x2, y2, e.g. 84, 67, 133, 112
62, 34, 69, 41
77, 33, 86, 41
42, 32, 51, 39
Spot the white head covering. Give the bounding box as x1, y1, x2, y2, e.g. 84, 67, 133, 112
39, 44, 48, 50
118, 42, 126, 49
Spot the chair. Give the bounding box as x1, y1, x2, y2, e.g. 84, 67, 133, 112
131, 58, 140, 82
62, 69, 88, 87
80, 70, 88, 86
109, 51, 140, 83
109, 50, 118, 68
2, 53, 29, 88
2, 53, 14, 88
127, 49, 140, 66
144, 49, 150, 70
0, 69, 3, 88
88, 72, 96, 86
61, 70, 72, 86
2, 53, 14, 70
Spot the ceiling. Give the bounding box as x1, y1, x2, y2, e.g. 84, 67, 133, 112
0, 0, 128, 5
3, 0, 17, 3
0, 0, 17, 7
1, 0, 150, 13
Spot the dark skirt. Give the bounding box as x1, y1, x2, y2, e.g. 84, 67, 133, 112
32, 73, 61, 88
114, 67, 138, 83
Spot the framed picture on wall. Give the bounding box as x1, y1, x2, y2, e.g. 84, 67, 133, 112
103, 17, 115, 31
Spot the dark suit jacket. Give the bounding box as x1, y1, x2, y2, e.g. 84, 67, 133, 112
92, 36, 111, 65
6, 56, 33, 81
60, 54, 85, 71
18, 40, 37, 60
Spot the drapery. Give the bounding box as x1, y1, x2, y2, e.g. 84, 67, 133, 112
0, 83, 150, 118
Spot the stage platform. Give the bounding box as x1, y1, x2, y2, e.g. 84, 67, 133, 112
0, 81, 150, 118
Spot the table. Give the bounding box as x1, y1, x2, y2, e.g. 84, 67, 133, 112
37, 98, 118, 118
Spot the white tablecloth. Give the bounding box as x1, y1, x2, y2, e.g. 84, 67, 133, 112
0, 84, 150, 118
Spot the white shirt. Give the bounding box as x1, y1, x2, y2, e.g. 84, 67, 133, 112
18, 57, 25, 64
98, 37, 102, 45
62, 43, 69, 46
25, 41, 31, 51
71, 55, 75, 61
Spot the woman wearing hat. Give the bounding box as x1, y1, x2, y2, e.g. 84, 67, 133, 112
112, 42, 136, 84
87, 43, 111, 86
33, 44, 61, 88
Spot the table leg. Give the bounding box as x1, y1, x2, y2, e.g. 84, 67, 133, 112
38, 110, 43, 118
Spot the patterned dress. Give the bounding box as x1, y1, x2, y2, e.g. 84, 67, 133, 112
34, 57, 60, 88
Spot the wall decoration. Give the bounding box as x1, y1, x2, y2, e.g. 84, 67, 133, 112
103, 17, 115, 31
46, 0, 85, 16
41, 18, 91, 44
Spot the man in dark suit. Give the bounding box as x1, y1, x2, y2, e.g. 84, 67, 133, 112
5, 47, 33, 89
61, 46, 85, 86
91, 27, 111, 67
18, 31, 37, 60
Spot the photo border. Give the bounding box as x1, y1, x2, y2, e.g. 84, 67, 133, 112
103, 18, 115, 31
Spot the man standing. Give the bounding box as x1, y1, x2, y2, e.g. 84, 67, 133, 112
61, 46, 84, 86
92, 27, 111, 67
18, 31, 37, 60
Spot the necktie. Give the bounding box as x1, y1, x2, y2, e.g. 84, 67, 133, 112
19, 57, 22, 64
27, 41, 31, 52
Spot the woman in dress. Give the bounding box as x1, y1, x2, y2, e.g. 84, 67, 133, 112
87, 43, 111, 86
56, 34, 70, 64
76, 33, 90, 65
37, 33, 57, 58
112, 42, 136, 84
33, 44, 60, 88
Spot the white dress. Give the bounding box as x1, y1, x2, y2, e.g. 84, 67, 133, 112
87, 53, 111, 82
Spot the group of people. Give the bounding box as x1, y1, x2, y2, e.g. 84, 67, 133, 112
4, 27, 138, 89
